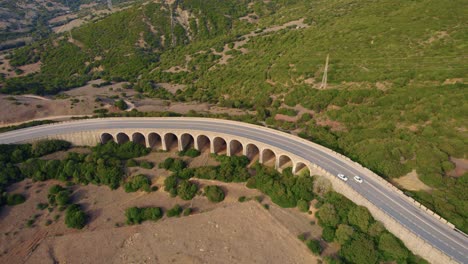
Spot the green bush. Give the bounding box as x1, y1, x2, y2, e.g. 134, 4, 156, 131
297, 199, 309, 212
124, 174, 151, 192
6, 193, 26, 206
65, 204, 87, 229
55, 190, 71, 206
140, 161, 154, 169
178, 148, 201, 157
306, 239, 322, 255
322, 226, 336, 242
126, 159, 138, 167
125, 206, 163, 224
167, 204, 183, 217
114, 99, 128, 110
177, 180, 198, 200
204, 185, 225, 203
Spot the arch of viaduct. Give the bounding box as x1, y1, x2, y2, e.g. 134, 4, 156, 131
99, 129, 311, 175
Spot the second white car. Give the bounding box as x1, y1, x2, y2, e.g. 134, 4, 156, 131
353, 175, 363, 183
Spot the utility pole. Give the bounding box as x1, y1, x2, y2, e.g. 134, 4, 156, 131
320, 54, 329, 89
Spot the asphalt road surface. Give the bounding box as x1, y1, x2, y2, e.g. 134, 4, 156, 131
0, 118, 466, 262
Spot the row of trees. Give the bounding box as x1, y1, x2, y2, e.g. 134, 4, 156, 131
315, 191, 426, 264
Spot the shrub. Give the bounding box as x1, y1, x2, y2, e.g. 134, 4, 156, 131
298, 233, 306, 241
322, 226, 336, 242
177, 180, 198, 200
238, 196, 247, 202
306, 239, 322, 255
36, 203, 48, 210
204, 185, 225, 203
178, 148, 201, 157
125, 206, 163, 224
49, 184, 66, 195
6, 193, 26, 206
140, 161, 154, 169
65, 204, 87, 229
114, 99, 128, 110
126, 159, 138, 167
167, 204, 182, 217
297, 199, 309, 212
182, 208, 191, 216
55, 190, 71, 206
124, 174, 151, 192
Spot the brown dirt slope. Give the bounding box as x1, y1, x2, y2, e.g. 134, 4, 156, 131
26, 201, 316, 264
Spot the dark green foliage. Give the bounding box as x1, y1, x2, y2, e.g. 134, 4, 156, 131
36, 203, 48, 210
55, 190, 71, 206
306, 239, 322, 255
378, 233, 409, 261
297, 199, 309, 212
166, 204, 183, 217
6, 193, 26, 206
31, 140, 71, 157
316, 191, 422, 263
182, 207, 192, 216
247, 165, 314, 208
124, 174, 151, 192
238, 196, 247, 202
126, 159, 138, 167
297, 233, 306, 242
204, 185, 225, 203
340, 235, 378, 264
65, 204, 87, 229
114, 99, 128, 110
322, 226, 336, 242
159, 158, 187, 172
139, 161, 154, 169
177, 180, 198, 200
125, 206, 163, 224
92, 141, 149, 160
164, 175, 178, 193
178, 148, 201, 157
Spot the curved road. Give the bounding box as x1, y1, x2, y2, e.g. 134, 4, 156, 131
0, 118, 466, 263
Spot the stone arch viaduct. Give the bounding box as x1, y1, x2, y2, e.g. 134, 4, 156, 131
0, 117, 465, 264
99, 129, 310, 175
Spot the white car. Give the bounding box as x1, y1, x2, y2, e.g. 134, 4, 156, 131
353, 175, 363, 183
337, 173, 348, 181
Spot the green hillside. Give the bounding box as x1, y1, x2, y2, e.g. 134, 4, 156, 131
1, 0, 467, 232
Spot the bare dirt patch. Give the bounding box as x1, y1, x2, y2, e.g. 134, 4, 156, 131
26, 202, 317, 264
448, 157, 468, 177
393, 170, 432, 191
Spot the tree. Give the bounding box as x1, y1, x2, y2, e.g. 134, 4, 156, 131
177, 180, 198, 200
335, 224, 354, 244
322, 226, 336, 242
316, 203, 339, 227
6, 193, 26, 206
378, 233, 409, 261
124, 174, 151, 192
167, 204, 182, 217
114, 99, 128, 110
340, 235, 378, 264
368, 222, 385, 237
348, 206, 371, 232
65, 204, 87, 229
55, 190, 71, 206
297, 199, 309, 212
306, 239, 322, 255
204, 185, 225, 203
